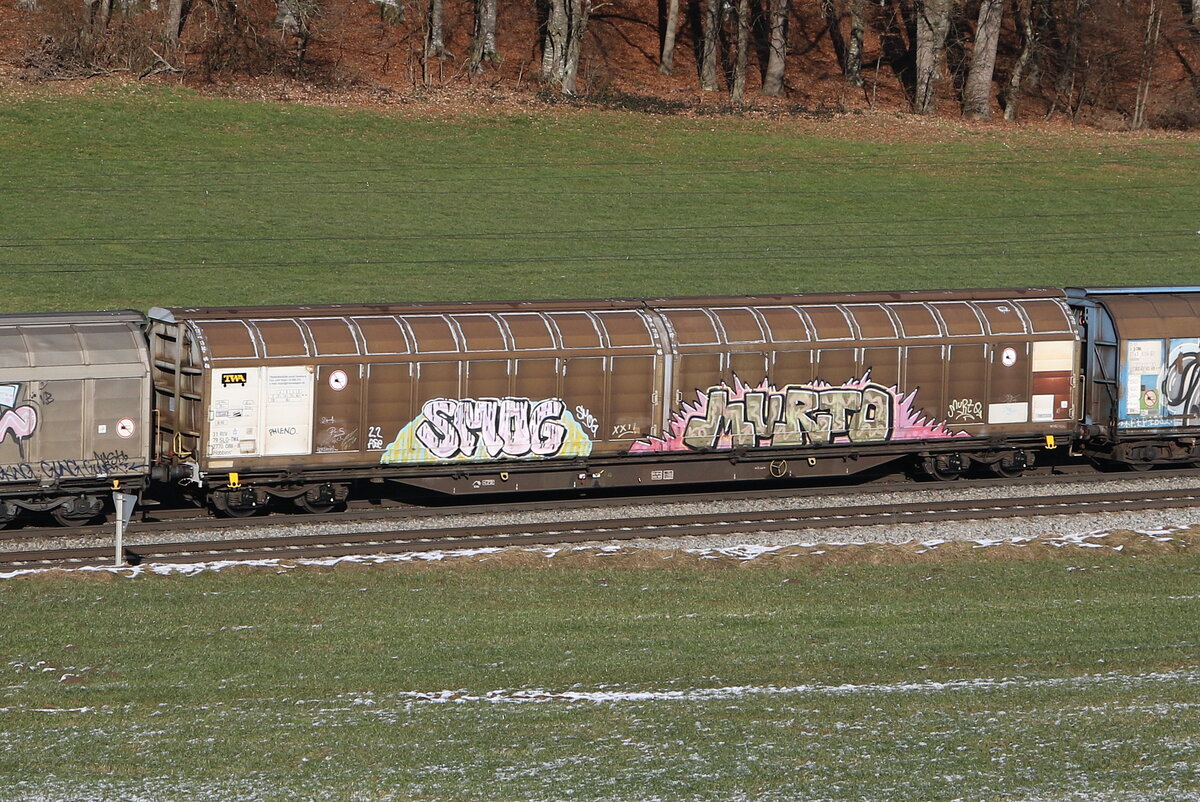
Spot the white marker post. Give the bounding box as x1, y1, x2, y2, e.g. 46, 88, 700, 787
112, 490, 137, 566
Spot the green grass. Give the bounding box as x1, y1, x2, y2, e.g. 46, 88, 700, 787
1, 554, 1198, 799
0, 84, 1197, 312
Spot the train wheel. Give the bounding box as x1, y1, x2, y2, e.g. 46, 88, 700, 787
51, 496, 104, 527
295, 484, 348, 515
989, 451, 1030, 479
211, 489, 266, 518
923, 454, 965, 481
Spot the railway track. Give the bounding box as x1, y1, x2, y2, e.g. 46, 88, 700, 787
3, 487, 1198, 571
8, 462, 1200, 545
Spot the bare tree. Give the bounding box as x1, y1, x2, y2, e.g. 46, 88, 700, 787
961, 0, 1003, 119
274, 0, 305, 35
426, 0, 449, 59
1132, 0, 1163, 128
822, 0, 848, 72
846, 0, 865, 87
730, 0, 750, 103
164, 0, 186, 45
823, 0, 866, 87
542, 0, 589, 94
1180, 0, 1198, 35
660, 0, 681, 74
914, 0, 953, 113
1003, 0, 1037, 120
469, 0, 499, 70
761, 0, 789, 95
700, 0, 722, 90
1051, 0, 1088, 116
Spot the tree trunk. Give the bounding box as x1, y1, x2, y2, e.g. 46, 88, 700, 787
1052, 0, 1087, 115
761, 0, 788, 95
165, 0, 185, 44
700, 0, 722, 90
1132, 0, 1163, 129
1180, 0, 1198, 35
730, 0, 750, 103
846, 0, 865, 87
1002, 0, 1035, 121
542, 0, 589, 94
469, 0, 498, 70
426, 0, 449, 58
94, 0, 112, 33
913, 0, 953, 113
660, 0, 681, 74
822, 0, 848, 76
273, 0, 304, 35
961, 0, 1003, 119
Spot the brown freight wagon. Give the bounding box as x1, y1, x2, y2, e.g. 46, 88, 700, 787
0, 311, 151, 525
147, 290, 1080, 514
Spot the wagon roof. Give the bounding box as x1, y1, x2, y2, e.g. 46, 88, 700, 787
0, 310, 145, 327
1079, 288, 1200, 341
147, 288, 1067, 322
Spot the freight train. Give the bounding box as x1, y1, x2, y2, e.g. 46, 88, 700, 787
2, 287, 1198, 524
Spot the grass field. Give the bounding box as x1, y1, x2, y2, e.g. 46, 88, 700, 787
1, 545, 1198, 800
0, 84, 1197, 312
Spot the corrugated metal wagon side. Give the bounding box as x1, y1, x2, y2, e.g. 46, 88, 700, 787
147, 300, 667, 512
0, 311, 151, 525
635, 289, 1080, 482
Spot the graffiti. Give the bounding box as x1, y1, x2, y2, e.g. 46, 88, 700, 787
0, 451, 146, 482
611, 423, 643, 439
366, 426, 385, 450
0, 383, 39, 461
948, 398, 983, 421
315, 425, 360, 454
1164, 350, 1200, 417
381, 397, 594, 463
631, 375, 966, 453
574, 405, 599, 436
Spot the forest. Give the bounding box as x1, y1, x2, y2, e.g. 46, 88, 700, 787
7, 0, 1200, 128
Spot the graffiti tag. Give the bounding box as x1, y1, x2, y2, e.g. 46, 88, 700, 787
632, 376, 966, 453
1164, 351, 1200, 416
381, 397, 594, 463
0, 383, 39, 461
0, 451, 147, 482
574, 405, 599, 436
947, 398, 983, 421
611, 423, 642, 438
416, 398, 568, 459
677, 383, 893, 449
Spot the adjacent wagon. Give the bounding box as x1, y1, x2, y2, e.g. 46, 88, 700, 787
0, 311, 151, 524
